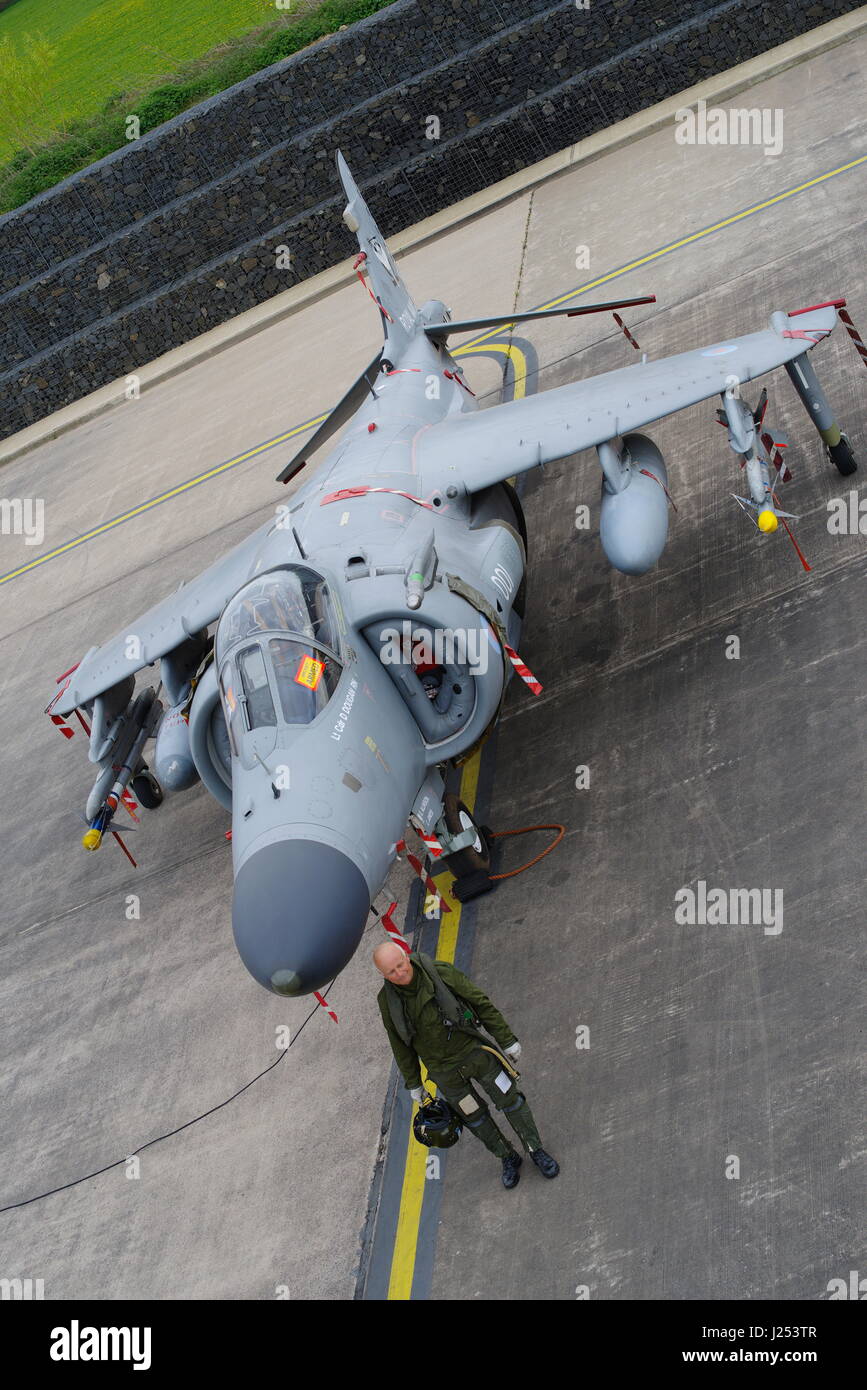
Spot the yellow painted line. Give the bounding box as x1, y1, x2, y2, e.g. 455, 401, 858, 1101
450, 153, 867, 346
433, 752, 482, 964
454, 339, 529, 399
385, 1058, 435, 1302
385, 749, 481, 1301
0, 414, 327, 586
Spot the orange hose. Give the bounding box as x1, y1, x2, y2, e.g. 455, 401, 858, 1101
487, 824, 565, 881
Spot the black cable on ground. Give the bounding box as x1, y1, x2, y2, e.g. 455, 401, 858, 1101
0, 984, 332, 1214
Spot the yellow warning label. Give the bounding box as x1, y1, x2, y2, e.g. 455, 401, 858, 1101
295, 655, 324, 690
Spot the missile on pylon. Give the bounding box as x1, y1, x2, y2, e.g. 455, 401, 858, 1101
82, 689, 162, 849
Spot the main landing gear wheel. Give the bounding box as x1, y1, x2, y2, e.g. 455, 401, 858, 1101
442, 793, 490, 879
131, 769, 163, 809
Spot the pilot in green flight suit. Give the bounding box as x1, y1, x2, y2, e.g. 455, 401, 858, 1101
374, 942, 560, 1188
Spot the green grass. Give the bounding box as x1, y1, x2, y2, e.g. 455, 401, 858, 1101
0, 0, 391, 212
0, 0, 285, 157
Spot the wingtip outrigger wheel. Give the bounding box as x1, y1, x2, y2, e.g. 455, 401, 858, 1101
784, 352, 858, 477
827, 432, 858, 477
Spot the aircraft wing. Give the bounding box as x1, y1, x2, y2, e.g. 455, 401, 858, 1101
417, 307, 839, 491
53, 518, 274, 715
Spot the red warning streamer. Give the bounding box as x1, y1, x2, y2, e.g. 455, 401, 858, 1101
394, 839, 452, 913
788, 298, 846, 316
380, 901, 411, 954
782, 327, 832, 344
314, 991, 339, 1023
612, 312, 642, 351
761, 431, 792, 484
415, 830, 444, 859
321, 485, 440, 512
639, 467, 678, 512
771, 491, 811, 573
503, 643, 542, 695
45, 668, 80, 737
839, 309, 867, 371
443, 369, 476, 397
353, 251, 394, 324
112, 832, 137, 868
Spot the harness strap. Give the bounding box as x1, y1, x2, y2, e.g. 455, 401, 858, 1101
385, 952, 488, 1050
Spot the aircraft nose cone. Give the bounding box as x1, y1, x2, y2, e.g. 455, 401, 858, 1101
232, 840, 370, 996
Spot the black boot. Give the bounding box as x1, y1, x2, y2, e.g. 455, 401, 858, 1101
501, 1152, 522, 1189
530, 1148, 560, 1178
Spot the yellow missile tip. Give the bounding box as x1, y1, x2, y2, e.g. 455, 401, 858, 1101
757, 509, 778, 534
82, 828, 103, 850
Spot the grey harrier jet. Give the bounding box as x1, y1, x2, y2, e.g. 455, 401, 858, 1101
48, 152, 859, 996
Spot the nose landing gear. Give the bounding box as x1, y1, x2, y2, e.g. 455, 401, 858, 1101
438, 794, 494, 902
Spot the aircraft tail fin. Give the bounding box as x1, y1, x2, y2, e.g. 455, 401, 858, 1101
337, 151, 417, 348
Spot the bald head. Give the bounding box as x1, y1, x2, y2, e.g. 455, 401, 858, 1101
374, 940, 414, 985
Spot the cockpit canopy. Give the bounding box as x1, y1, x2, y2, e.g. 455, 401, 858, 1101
216, 567, 344, 736
216, 566, 341, 661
